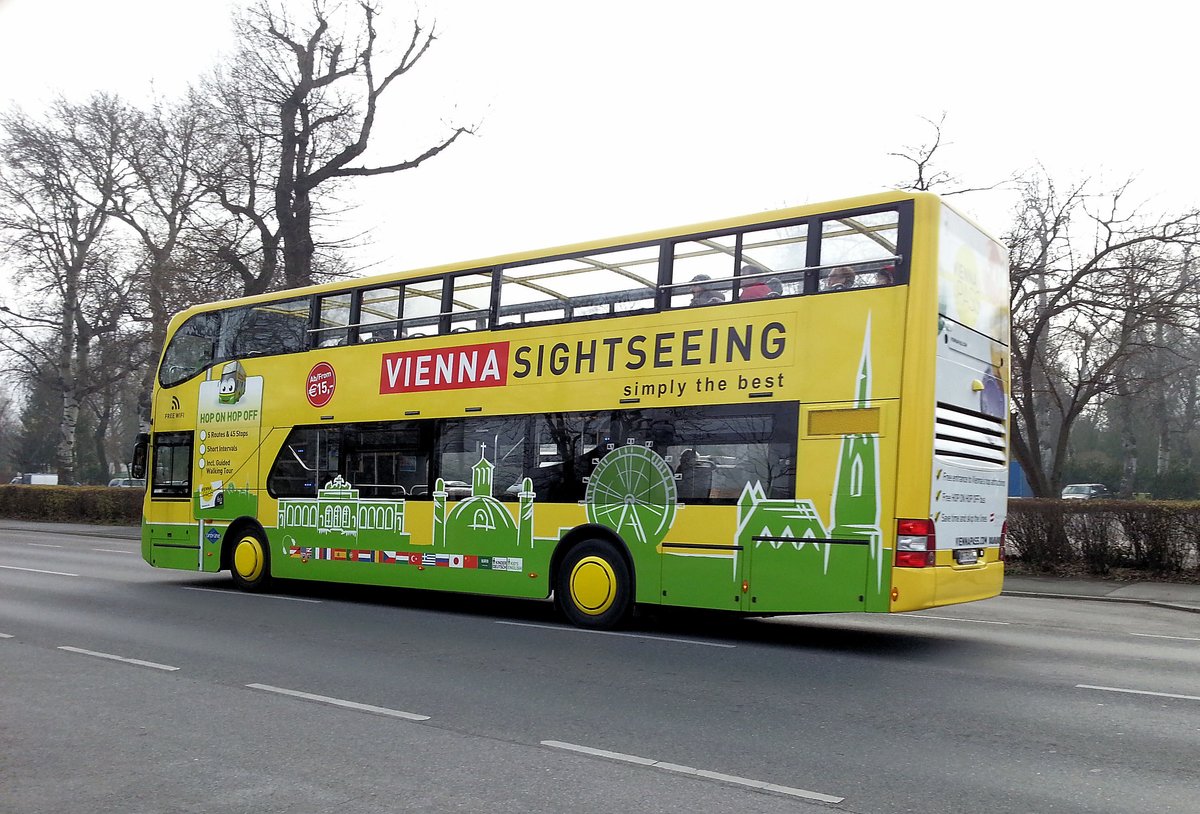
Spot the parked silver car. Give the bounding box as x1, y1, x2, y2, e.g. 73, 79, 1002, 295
1061, 483, 1111, 500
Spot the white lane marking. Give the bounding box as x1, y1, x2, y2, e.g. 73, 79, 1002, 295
1131, 632, 1200, 642
1076, 684, 1200, 702
27, 543, 64, 548
906, 614, 1010, 625
58, 645, 180, 672
92, 548, 134, 554
181, 586, 322, 603
542, 740, 844, 804
496, 620, 736, 648
246, 683, 430, 721
0, 565, 79, 576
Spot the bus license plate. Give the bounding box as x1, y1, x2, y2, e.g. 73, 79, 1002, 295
954, 548, 979, 565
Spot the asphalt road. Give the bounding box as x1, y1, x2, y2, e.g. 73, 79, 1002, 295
2, 526, 1198, 814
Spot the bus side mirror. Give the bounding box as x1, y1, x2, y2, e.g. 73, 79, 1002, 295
131, 434, 149, 480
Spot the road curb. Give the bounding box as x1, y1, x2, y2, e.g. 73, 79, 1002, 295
1003, 590, 1200, 615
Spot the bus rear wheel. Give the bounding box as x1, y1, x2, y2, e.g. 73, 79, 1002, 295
555, 539, 631, 629
230, 530, 272, 592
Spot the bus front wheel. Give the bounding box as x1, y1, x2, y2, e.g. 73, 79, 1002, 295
555, 539, 631, 629
230, 530, 272, 592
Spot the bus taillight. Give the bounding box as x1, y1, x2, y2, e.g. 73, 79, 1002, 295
896, 518, 935, 568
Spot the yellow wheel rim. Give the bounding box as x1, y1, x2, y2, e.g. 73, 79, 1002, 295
569, 555, 617, 616
233, 536, 265, 582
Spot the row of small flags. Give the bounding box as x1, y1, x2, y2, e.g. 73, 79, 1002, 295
287, 546, 523, 572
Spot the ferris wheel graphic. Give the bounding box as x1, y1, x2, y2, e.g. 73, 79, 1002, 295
584, 443, 678, 547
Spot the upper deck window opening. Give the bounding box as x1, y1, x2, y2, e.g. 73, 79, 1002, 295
223, 296, 310, 359
498, 244, 659, 326
359, 286, 402, 343
314, 292, 353, 348
449, 272, 494, 334
738, 223, 812, 300
669, 234, 737, 308
399, 279, 443, 338
160, 312, 220, 387
818, 210, 900, 291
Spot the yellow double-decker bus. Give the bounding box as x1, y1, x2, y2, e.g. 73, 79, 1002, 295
134, 191, 1010, 628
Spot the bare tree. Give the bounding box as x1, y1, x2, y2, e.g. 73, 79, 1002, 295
890, 113, 1011, 196
1006, 172, 1200, 496
0, 95, 133, 483
199, 0, 474, 292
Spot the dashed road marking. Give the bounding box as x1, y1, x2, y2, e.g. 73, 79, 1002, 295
1130, 632, 1200, 642
496, 620, 736, 648
58, 645, 179, 672
246, 683, 430, 721
0, 565, 78, 576
542, 740, 844, 804
182, 586, 322, 603
1076, 684, 1200, 702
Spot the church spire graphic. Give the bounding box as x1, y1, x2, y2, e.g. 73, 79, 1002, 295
829, 314, 884, 597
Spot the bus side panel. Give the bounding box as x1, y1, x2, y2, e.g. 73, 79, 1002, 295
743, 287, 906, 614
261, 484, 559, 601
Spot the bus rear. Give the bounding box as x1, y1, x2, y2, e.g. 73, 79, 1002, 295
890, 198, 1009, 611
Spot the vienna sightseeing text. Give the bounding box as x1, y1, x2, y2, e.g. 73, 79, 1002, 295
378, 322, 787, 395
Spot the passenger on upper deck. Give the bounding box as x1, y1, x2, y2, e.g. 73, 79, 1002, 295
822, 266, 857, 291
738, 265, 772, 300
689, 274, 725, 306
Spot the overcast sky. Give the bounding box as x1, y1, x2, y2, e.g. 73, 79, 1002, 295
0, 0, 1195, 275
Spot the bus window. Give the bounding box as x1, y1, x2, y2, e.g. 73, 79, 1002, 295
438, 416, 528, 499
521, 412, 613, 502
150, 432, 193, 499
159, 312, 220, 386
448, 272, 493, 334
669, 233, 736, 308
344, 423, 429, 499
820, 210, 900, 280
359, 286, 401, 343
223, 297, 310, 359
267, 426, 341, 498
314, 292, 352, 347
622, 404, 797, 503
498, 244, 658, 326
740, 222, 812, 298
399, 279, 443, 337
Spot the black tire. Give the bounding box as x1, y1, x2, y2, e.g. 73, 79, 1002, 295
555, 539, 632, 629
229, 529, 272, 592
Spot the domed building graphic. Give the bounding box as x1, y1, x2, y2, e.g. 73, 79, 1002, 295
432, 446, 535, 549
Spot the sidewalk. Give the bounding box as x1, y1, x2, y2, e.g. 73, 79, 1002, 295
2, 519, 1199, 614
1002, 576, 1200, 614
